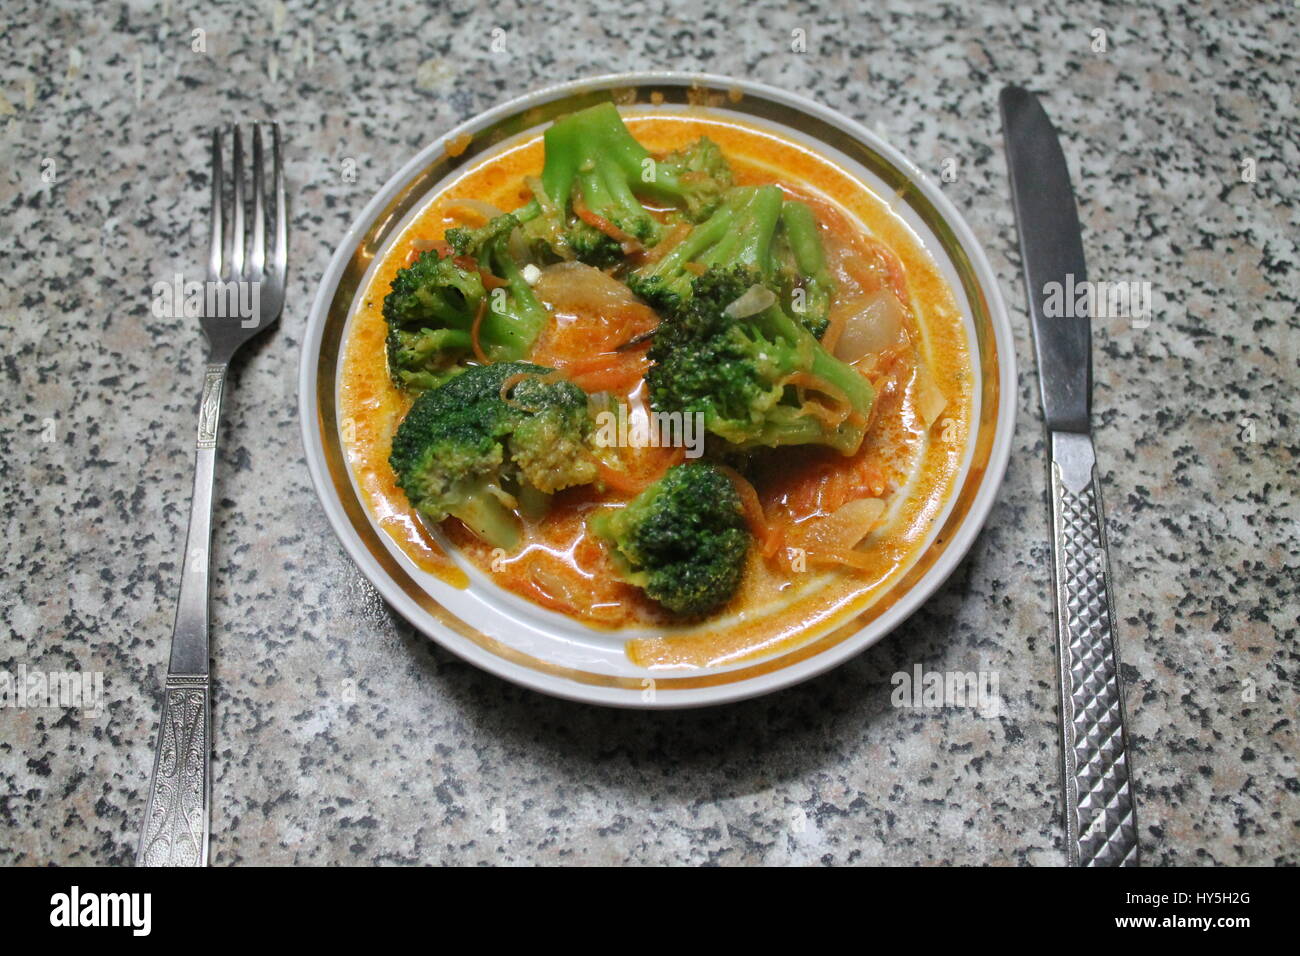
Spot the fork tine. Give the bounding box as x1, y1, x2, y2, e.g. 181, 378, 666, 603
249, 123, 266, 279
272, 122, 287, 282
208, 128, 223, 282
229, 125, 245, 280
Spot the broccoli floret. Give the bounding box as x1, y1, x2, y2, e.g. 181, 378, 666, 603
646, 266, 875, 455
773, 200, 835, 339
389, 362, 598, 551
382, 251, 485, 391
381, 216, 550, 392
628, 189, 836, 339
627, 185, 784, 313
444, 213, 550, 355
652, 136, 734, 222
514, 102, 733, 267
590, 462, 750, 617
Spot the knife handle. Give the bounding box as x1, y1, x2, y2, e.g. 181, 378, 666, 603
1048, 431, 1138, 866
137, 675, 211, 866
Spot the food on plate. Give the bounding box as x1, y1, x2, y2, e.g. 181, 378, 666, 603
339, 100, 973, 666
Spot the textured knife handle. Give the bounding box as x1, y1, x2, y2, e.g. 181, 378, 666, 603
1048, 432, 1138, 866
137, 676, 210, 866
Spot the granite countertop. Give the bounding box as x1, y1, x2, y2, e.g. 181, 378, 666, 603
1, 1, 1295, 865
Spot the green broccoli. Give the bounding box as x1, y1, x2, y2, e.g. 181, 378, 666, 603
646, 266, 875, 455
382, 251, 485, 391
629, 188, 835, 339
444, 212, 550, 354
773, 199, 835, 339
381, 214, 550, 392
627, 184, 784, 313
514, 102, 733, 267
590, 462, 750, 616
389, 362, 598, 551
653, 136, 734, 222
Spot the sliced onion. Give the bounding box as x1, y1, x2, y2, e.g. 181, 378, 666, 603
791, 498, 887, 552
915, 359, 947, 428
444, 197, 504, 224
724, 284, 777, 319
409, 237, 442, 252
535, 262, 658, 328
528, 561, 582, 614
832, 290, 908, 364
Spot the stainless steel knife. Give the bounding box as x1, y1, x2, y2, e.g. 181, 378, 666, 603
999, 86, 1139, 866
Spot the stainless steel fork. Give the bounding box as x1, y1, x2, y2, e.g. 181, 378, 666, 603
137, 124, 287, 867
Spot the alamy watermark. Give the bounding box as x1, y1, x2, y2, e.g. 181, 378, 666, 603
1042, 273, 1152, 328
151, 274, 261, 328
1, 665, 105, 718
891, 664, 1000, 717
593, 402, 706, 458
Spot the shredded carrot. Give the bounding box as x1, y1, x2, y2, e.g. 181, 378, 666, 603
470, 297, 490, 364
568, 359, 647, 393
821, 308, 846, 354
651, 444, 686, 477
571, 189, 644, 251
554, 346, 650, 394
498, 369, 567, 409
454, 254, 509, 290
405, 239, 450, 266
595, 443, 684, 496
803, 547, 875, 572
638, 222, 690, 266
595, 457, 651, 495
781, 370, 855, 429
799, 398, 846, 429
860, 235, 911, 307
784, 371, 849, 407
716, 465, 780, 559
498, 371, 532, 403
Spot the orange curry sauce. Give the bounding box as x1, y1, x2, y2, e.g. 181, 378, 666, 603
338, 109, 972, 669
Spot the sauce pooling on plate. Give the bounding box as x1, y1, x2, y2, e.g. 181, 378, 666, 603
339, 108, 972, 669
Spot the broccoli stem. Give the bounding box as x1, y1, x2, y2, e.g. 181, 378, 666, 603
482, 236, 549, 356
749, 303, 876, 454
779, 200, 834, 327
697, 185, 783, 275
540, 104, 649, 207
513, 198, 542, 224
405, 328, 474, 358
447, 489, 521, 552
638, 194, 740, 281
748, 408, 841, 448
579, 159, 657, 240
538, 103, 663, 245
629, 185, 783, 307
780, 201, 830, 281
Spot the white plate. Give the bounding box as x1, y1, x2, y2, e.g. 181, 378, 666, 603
299, 72, 1017, 708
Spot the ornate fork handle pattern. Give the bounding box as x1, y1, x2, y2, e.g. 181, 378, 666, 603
1048, 431, 1138, 866
139, 677, 210, 866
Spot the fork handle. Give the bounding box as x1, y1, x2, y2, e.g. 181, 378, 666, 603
137, 361, 227, 866
1048, 431, 1138, 866
138, 675, 211, 866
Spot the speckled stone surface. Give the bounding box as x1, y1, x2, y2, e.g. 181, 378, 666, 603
1, 1, 1296, 866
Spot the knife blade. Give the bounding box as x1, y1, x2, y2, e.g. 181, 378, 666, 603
1000, 86, 1139, 867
